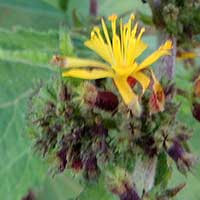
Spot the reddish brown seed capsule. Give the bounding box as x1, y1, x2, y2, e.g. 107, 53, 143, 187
84, 83, 119, 112
96, 90, 119, 111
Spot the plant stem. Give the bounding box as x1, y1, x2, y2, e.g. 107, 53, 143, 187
157, 33, 177, 80
90, 0, 98, 16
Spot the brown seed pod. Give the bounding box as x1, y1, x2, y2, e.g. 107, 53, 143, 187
84, 83, 119, 112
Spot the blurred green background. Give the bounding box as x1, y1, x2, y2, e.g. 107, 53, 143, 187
0, 0, 199, 199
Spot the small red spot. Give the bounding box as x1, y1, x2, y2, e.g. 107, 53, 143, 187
127, 76, 137, 87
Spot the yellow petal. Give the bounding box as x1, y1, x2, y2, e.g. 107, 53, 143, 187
114, 76, 136, 105
52, 56, 110, 70
62, 68, 114, 79
177, 51, 197, 60
131, 71, 150, 94
137, 40, 172, 71
113, 35, 122, 65
114, 76, 141, 116
84, 38, 113, 64
126, 39, 148, 65
113, 63, 137, 76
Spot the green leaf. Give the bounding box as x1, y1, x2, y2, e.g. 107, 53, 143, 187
0, 0, 63, 30
36, 173, 82, 200
0, 26, 82, 199
78, 179, 117, 200
0, 58, 51, 199
155, 152, 171, 187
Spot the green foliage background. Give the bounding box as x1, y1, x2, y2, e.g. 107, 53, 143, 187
0, 0, 199, 199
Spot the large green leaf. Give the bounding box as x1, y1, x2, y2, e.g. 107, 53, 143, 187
0, 0, 199, 199
0, 26, 83, 199
0, 0, 62, 30
36, 173, 82, 200
78, 180, 117, 200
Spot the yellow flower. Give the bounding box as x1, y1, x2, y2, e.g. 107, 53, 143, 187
177, 51, 197, 60
52, 14, 172, 116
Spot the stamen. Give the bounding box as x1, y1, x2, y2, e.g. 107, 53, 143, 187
108, 14, 118, 21
91, 31, 96, 39
137, 28, 145, 40
120, 18, 124, 61
130, 14, 135, 21
101, 18, 112, 51
109, 14, 118, 35
131, 23, 138, 38
93, 26, 105, 44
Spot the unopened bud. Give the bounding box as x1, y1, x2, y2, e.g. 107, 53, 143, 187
84, 83, 119, 112
167, 139, 196, 173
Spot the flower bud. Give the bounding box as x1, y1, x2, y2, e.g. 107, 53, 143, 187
84, 83, 119, 112
167, 139, 196, 173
